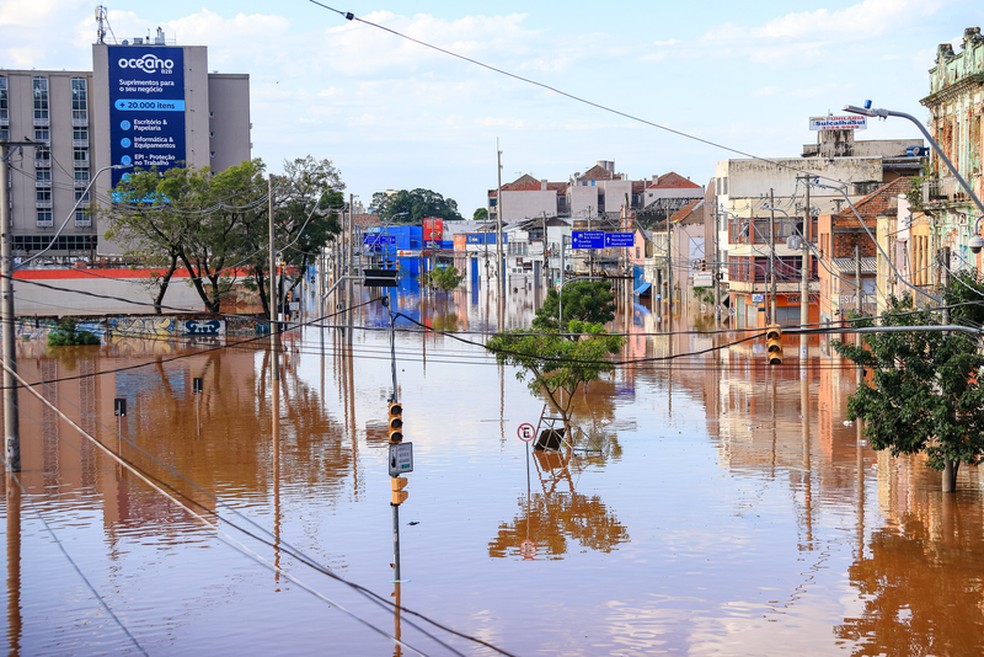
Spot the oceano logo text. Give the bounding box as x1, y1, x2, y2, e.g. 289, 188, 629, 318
118, 54, 175, 74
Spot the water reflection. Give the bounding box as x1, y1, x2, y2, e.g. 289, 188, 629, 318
489, 446, 630, 560
5, 285, 984, 655
836, 456, 984, 656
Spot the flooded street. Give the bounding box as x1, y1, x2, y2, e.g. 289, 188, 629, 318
4, 288, 984, 656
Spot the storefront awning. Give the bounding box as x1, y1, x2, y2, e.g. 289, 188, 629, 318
633, 281, 652, 296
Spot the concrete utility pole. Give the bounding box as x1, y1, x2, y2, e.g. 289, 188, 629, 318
769, 188, 777, 325
713, 201, 722, 327
0, 143, 29, 472
665, 209, 672, 320
495, 141, 504, 329
268, 175, 279, 383
801, 181, 811, 361
855, 245, 863, 316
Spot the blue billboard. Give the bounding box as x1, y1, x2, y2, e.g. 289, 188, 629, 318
108, 46, 186, 188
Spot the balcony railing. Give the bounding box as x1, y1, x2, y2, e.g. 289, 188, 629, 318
923, 175, 975, 205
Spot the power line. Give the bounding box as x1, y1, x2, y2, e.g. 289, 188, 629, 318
6, 471, 150, 656
308, 2, 869, 189
5, 360, 447, 657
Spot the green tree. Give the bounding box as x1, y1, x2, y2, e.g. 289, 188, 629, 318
422, 265, 464, 292
487, 315, 624, 437
107, 161, 268, 314
369, 188, 463, 223
834, 274, 984, 492
48, 318, 100, 346
104, 165, 203, 313
244, 156, 344, 316
473, 207, 488, 221
533, 279, 616, 332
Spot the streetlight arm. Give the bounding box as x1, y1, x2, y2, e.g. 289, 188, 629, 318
843, 103, 984, 217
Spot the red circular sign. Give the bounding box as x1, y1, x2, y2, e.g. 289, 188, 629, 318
517, 422, 535, 442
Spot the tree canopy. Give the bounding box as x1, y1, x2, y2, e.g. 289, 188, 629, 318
834, 272, 984, 492
422, 265, 464, 293
487, 281, 624, 432
533, 279, 617, 332
105, 156, 344, 315
369, 188, 463, 224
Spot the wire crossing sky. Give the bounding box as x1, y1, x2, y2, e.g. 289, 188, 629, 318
2, 1, 980, 212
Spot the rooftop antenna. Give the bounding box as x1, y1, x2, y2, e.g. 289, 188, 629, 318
95, 5, 119, 45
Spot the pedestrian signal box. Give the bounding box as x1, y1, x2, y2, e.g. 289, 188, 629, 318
766, 324, 783, 365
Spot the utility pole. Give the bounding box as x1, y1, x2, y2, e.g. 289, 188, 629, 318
769, 188, 777, 326
268, 175, 279, 383
1, 142, 30, 472
665, 209, 672, 320
800, 181, 811, 362
495, 141, 504, 329
855, 245, 863, 316
541, 211, 549, 299
713, 201, 722, 327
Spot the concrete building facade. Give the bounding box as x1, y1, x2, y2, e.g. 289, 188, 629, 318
0, 28, 250, 260
920, 26, 984, 275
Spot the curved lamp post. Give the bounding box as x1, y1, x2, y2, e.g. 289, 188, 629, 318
844, 102, 984, 257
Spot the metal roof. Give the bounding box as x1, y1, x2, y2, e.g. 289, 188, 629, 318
832, 256, 878, 275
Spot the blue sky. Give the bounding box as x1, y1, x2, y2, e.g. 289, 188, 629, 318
2, 1, 982, 214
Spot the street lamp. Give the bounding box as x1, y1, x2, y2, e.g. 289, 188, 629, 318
843, 101, 984, 219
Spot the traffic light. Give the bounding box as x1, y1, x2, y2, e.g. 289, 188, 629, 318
387, 401, 403, 443
391, 476, 409, 506
766, 323, 783, 365
700, 258, 707, 272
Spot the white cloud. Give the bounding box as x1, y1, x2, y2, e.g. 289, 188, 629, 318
0, 0, 71, 26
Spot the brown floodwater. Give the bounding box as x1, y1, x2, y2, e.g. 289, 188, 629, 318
4, 286, 984, 656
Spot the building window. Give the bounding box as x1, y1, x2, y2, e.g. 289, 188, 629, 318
36, 189, 52, 205
0, 76, 8, 123
72, 126, 88, 145
34, 128, 50, 143
75, 209, 91, 227
35, 169, 51, 185
36, 210, 53, 226
73, 147, 89, 164
33, 76, 49, 124
34, 145, 51, 166
14, 234, 96, 252
74, 189, 90, 204
71, 77, 88, 123
74, 168, 90, 185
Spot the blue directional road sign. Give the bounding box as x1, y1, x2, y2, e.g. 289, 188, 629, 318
604, 232, 634, 247
363, 233, 397, 246
572, 231, 605, 249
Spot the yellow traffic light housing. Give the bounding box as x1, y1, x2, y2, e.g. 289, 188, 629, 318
766, 323, 783, 365
391, 476, 409, 506
387, 401, 404, 443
